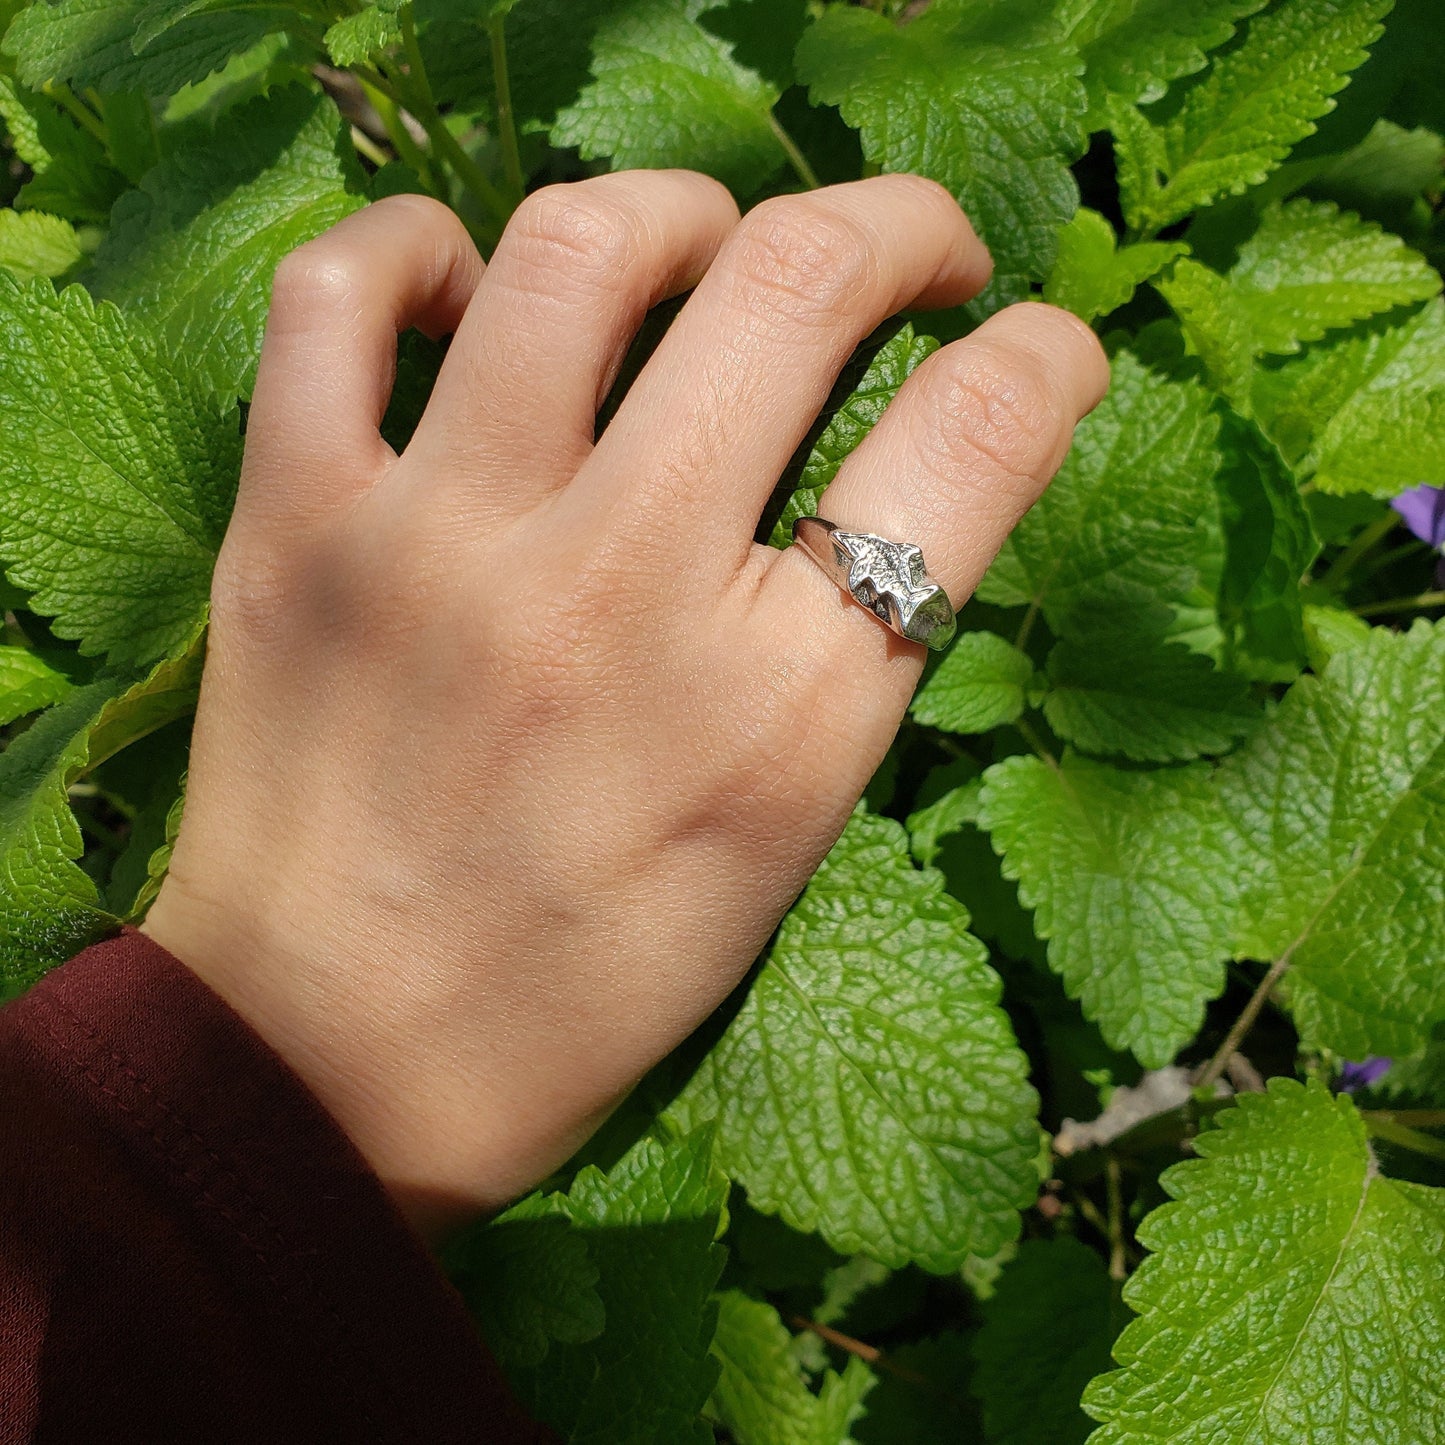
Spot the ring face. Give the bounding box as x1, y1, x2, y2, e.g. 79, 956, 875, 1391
791, 516, 957, 651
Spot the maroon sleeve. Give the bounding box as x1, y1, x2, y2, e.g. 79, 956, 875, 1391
0, 929, 553, 1444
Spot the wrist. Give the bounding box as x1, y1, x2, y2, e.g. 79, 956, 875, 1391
140, 879, 520, 1244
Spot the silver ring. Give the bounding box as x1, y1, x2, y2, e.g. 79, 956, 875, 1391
791, 516, 956, 652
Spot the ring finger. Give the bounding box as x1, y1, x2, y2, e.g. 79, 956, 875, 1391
755, 302, 1109, 723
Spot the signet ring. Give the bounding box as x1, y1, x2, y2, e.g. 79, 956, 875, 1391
791, 515, 957, 652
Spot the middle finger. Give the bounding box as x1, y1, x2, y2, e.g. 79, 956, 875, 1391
560, 175, 992, 577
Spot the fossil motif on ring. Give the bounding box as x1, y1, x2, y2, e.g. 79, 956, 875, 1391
791, 516, 957, 652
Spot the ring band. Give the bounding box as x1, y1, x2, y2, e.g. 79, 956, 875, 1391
791, 515, 957, 652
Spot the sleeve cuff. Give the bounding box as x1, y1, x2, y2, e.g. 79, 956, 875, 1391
6, 927, 552, 1442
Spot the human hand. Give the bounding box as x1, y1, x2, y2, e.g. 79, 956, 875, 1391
141, 171, 1107, 1241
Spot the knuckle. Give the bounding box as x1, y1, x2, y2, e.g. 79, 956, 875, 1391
368, 190, 458, 234
726, 198, 877, 318
893, 172, 959, 211
268, 244, 365, 329
212, 496, 405, 648
995, 301, 1112, 410
209, 527, 306, 641
504, 184, 642, 285
908, 343, 1068, 505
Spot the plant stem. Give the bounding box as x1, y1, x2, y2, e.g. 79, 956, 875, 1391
357, 71, 436, 184
1358, 539, 1429, 580
1366, 1116, 1445, 1163
1014, 715, 1058, 769
768, 111, 822, 190
1319, 510, 1400, 592
1014, 598, 1040, 650
42, 83, 107, 142
1355, 588, 1445, 619
1054, 1095, 1238, 1185
927, 729, 972, 762
487, 11, 526, 206
1071, 1186, 1112, 1242
395, 11, 514, 229
1105, 1155, 1128, 1281
1362, 1109, 1445, 1129
789, 1317, 929, 1385
1195, 954, 1292, 1091
349, 124, 391, 169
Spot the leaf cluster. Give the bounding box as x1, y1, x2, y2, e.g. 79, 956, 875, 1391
2, 0, 1443, 1438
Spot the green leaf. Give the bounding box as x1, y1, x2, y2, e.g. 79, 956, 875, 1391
977, 753, 1236, 1068
1155, 198, 1442, 408
770, 324, 937, 549
160, 30, 313, 145
683, 808, 1041, 1273
0, 633, 202, 983
3, 0, 290, 96
1217, 619, 1445, 1057
1255, 298, 1445, 495
0, 645, 73, 724
97, 92, 159, 185
1042, 638, 1258, 763
1301, 601, 1372, 670
1043, 208, 1187, 323
1154, 256, 1255, 405
1302, 117, 1445, 230
977, 351, 1221, 646
506, 1129, 728, 1445
323, 6, 401, 68
115, 765, 186, 920
1056, 0, 1270, 110
708, 1290, 874, 1445
0, 208, 81, 281
131, 0, 263, 53
698, 0, 807, 94
852, 1332, 978, 1444
1226, 197, 1441, 354
0, 276, 240, 665
1373, 1038, 1445, 1106
0, 72, 127, 222
910, 631, 1035, 735
442, 1188, 604, 1375
1214, 409, 1316, 682
810, 1253, 896, 1332
906, 766, 982, 869
1107, 93, 1170, 236
1084, 1078, 1445, 1443
433, 0, 609, 129
89, 87, 365, 402
971, 1238, 1119, 1445
0, 68, 47, 164
549, 0, 786, 196
1125, 0, 1394, 231
931, 818, 1047, 967
796, 0, 1085, 305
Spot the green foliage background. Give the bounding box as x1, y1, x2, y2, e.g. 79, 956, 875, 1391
2, 0, 1443, 1438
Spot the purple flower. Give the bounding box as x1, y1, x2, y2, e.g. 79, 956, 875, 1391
1338, 1056, 1391, 1093
1392, 484, 1445, 547
1392, 485, 1445, 587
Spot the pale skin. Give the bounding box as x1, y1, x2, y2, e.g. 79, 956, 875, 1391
141, 170, 1109, 1245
